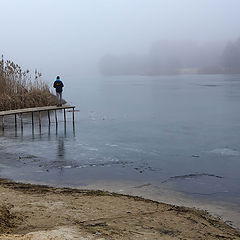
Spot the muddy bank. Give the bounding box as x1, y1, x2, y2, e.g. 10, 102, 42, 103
0, 178, 239, 240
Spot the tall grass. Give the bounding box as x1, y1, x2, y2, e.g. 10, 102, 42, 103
0, 56, 59, 111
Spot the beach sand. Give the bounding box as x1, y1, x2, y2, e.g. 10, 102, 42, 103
0, 178, 239, 240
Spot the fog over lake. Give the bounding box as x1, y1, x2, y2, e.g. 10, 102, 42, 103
0, 0, 240, 79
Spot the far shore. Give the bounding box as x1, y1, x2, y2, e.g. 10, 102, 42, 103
0, 178, 239, 240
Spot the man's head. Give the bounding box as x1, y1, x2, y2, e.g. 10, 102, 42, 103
56, 76, 60, 80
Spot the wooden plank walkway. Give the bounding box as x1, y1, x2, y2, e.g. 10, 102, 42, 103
0, 105, 75, 130
0, 105, 75, 116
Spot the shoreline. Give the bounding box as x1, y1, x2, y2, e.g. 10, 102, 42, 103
78, 180, 240, 230
2, 173, 240, 230
0, 178, 240, 239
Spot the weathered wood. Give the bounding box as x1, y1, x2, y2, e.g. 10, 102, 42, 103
39, 111, 41, 127
0, 105, 75, 116
72, 107, 75, 122
55, 110, 58, 125
32, 112, 34, 126
48, 110, 51, 124
64, 109, 66, 123
2, 116, 4, 130
15, 114, 17, 128
20, 113, 23, 130
0, 105, 76, 128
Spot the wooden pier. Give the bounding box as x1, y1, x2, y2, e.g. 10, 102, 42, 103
0, 105, 75, 130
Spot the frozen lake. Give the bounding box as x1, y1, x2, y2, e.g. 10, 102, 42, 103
0, 74, 240, 225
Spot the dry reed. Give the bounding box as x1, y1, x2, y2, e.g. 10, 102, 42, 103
0, 56, 62, 111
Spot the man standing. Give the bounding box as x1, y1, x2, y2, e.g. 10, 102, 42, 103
53, 76, 64, 106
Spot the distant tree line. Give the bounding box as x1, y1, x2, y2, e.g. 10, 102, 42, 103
222, 38, 240, 74
99, 38, 240, 75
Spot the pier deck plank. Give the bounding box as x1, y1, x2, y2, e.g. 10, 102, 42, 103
0, 105, 75, 116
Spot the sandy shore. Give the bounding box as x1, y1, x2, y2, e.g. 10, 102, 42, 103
0, 178, 239, 240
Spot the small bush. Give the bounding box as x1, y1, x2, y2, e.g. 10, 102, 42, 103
0, 56, 61, 111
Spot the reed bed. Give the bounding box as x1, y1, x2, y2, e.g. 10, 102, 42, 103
0, 56, 59, 111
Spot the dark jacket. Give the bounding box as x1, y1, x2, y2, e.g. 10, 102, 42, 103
53, 80, 64, 93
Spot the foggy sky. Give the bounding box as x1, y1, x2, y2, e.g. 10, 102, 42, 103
0, 0, 240, 81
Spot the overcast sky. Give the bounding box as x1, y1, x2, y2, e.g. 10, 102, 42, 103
0, 0, 240, 79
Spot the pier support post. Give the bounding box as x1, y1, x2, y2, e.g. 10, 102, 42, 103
20, 113, 23, 130
72, 107, 75, 123
15, 114, 17, 129
2, 116, 4, 130
55, 110, 58, 125
72, 107, 75, 131
48, 110, 51, 125
32, 112, 34, 126
64, 109, 66, 123
0, 106, 76, 132
38, 111, 41, 127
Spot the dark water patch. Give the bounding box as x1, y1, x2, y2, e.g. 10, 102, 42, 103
162, 173, 224, 184
19, 155, 39, 163
161, 173, 230, 197
200, 84, 220, 87
45, 160, 133, 170
180, 191, 228, 196
134, 164, 161, 174
19, 155, 38, 159
133, 183, 152, 189
192, 155, 200, 158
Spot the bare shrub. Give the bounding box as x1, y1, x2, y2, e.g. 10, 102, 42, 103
0, 56, 62, 111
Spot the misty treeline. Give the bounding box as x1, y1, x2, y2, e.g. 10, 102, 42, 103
0, 56, 57, 111
99, 38, 240, 75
